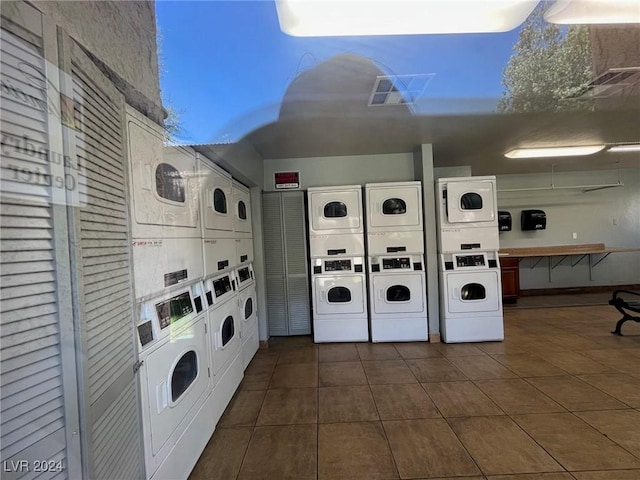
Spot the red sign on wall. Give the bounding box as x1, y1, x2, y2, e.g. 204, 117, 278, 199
274, 171, 300, 190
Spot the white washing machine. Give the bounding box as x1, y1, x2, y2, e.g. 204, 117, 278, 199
436, 176, 499, 254
199, 157, 237, 278
135, 281, 213, 480
365, 181, 424, 255
203, 269, 244, 428
368, 254, 428, 342
209, 293, 241, 378
311, 256, 368, 342
235, 263, 259, 370
127, 108, 203, 300
439, 252, 504, 343
238, 282, 259, 370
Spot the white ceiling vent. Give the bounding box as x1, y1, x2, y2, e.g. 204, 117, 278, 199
368, 74, 435, 106
570, 66, 640, 99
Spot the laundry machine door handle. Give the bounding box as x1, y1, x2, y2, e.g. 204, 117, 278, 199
378, 289, 384, 301
156, 381, 168, 413
453, 288, 460, 300
320, 290, 326, 303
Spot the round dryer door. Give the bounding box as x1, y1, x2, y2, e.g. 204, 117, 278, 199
314, 276, 366, 315
143, 316, 209, 456
446, 271, 501, 313
371, 274, 425, 314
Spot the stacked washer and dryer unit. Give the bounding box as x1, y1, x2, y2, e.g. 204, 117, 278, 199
127, 108, 258, 480
127, 108, 213, 480
436, 176, 504, 343
366, 182, 429, 342
198, 157, 248, 426
308, 186, 369, 342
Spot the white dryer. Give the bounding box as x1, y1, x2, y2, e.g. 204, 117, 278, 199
203, 269, 239, 379
436, 176, 499, 254
238, 282, 259, 370
232, 180, 252, 237
127, 108, 203, 300
199, 157, 236, 278
135, 281, 213, 480
439, 252, 504, 343
365, 182, 424, 255
368, 254, 428, 342
308, 185, 364, 235
203, 269, 244, 427
235, 263, 259, 370
312, 257, 368, 342
308, 185, 365, 257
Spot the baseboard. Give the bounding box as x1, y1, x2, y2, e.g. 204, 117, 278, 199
520, 284, 640, 297
428, 333, 441, 343
259, 340, 270, 349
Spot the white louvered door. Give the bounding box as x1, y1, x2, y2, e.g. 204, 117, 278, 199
60, 34, 142, 480
0, 5, 82, 479
262, 192, 310, 336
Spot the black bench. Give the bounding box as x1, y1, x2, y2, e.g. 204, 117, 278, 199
609, 290, 640, 336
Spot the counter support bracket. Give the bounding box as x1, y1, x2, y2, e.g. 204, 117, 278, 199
571, 254, 588, 267
551, 256, 568, 270
530, 256, 545, 269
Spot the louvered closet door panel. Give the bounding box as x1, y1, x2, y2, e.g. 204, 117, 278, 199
282, 192, 310, 334
0, 13, 71, 476
263, 193, 288, 335
68, 38, 141, 480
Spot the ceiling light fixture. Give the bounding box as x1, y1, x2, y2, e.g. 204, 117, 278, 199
504, 145, 606, 158
544, 0, 640, 24
607, 144, 640, 153
275, 0, 540, 37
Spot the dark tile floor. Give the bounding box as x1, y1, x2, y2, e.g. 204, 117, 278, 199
190, 303, 640, 480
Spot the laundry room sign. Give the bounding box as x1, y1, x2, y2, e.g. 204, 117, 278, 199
274, 171, 300, 190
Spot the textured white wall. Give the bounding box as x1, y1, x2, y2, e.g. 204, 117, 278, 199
263, 153, 415, 191
32, 0, 161, 106
496, 168, 640, 288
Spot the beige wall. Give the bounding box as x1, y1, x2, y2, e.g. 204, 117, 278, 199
263, 153, 415, 191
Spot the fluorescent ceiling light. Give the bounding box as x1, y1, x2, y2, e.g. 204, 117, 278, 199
505, 145, 606, 158
544, 0, 640, 24
276, 0, 540, 37
608, 144, 640, 153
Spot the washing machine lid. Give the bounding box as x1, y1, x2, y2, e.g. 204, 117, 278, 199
367, 183, 422, 230
314, 275, 366, 315
445, 181, 496, 224
370, 273, 425, 314
308, 188, 363, 233
445, 270, 501, 313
